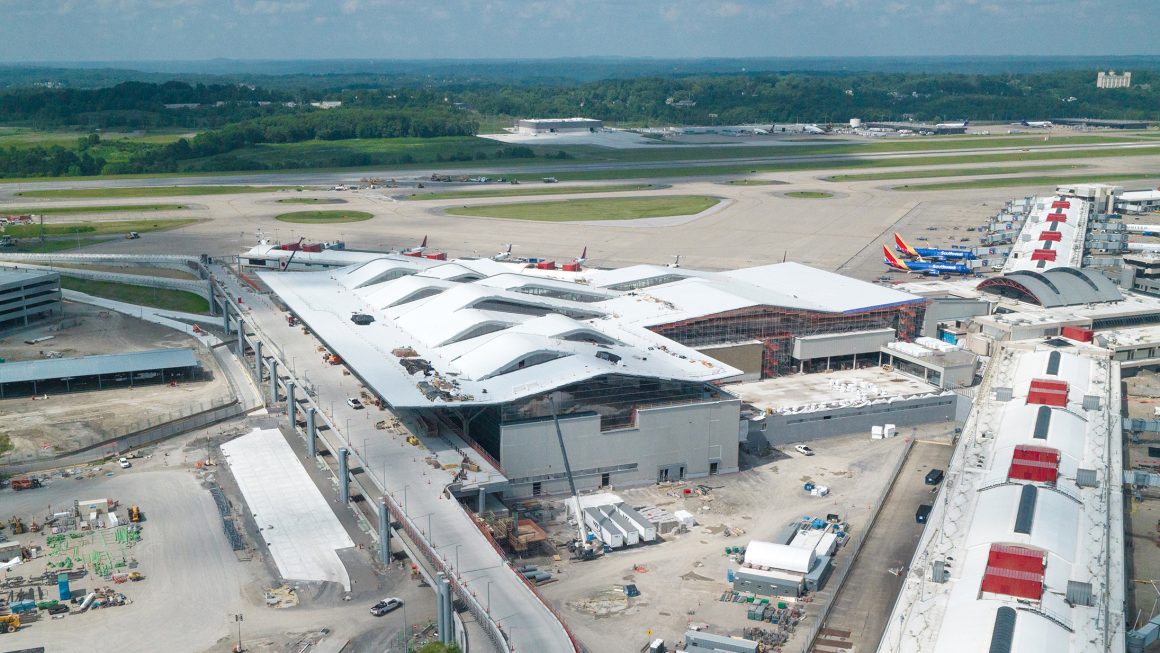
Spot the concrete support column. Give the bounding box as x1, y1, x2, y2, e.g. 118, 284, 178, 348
436, 572, 447, 642
287, 381, 296, 428
338, 447, 349, 505
268, 358, 279, 405
378, 498, 391, 565
207, 280, 217, 316
440, 575, 454, 644
234, 319, 245, 359
306, 407, 317, 459
253, 339, 263, 380
477, 487, 486, 514
222, 303, 230, 332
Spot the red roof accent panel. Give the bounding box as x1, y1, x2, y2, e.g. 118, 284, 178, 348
988, 544, 1045, 572
1030, 249, 1058, 261
1039, 231, 1062, 242
1051, 201, 1071, 209
1012, 444, 1061, 464
1047, 213, 1068, 223
1028, 379, 1069, 407
1009, 462, 1059, 483
981, 566, 1044, 599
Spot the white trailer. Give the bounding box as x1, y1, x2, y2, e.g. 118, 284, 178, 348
617, 503, 658, 542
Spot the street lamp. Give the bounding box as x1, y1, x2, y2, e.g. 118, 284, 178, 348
439, 542, 462, 577
486, 580, 493, 614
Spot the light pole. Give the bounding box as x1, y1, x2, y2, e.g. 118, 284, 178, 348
439, 542, 462, 577
231, 613, 243, 652
486, 580, 493, 614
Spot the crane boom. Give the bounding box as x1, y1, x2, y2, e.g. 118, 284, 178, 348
549, 396, 587, 549
281, 237, 307, 271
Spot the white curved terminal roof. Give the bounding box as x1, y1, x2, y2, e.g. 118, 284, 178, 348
258, 254, 922, 407
879, 345, 1125, 653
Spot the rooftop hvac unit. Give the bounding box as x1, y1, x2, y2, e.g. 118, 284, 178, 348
1066, 580, 1094, 606
932, 559, 947, 583
1075, 468, 1100, 489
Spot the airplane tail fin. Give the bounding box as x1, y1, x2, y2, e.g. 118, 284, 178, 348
579, 246, 587, 261
893, 232, 919, 257
883, 245, 908, 270
506, 243, 512, 253
420, 235, 427, 248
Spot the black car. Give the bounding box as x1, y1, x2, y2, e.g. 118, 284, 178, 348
371, 597, 403, 616
925, 469, 945, 485
915, 504, 933, 524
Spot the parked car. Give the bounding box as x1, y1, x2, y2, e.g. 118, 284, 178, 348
370, 597, 403, 616
794, 445, 815, 456
346, 398, 364, 410
915, 504, 933, 524
118, 457, 131, 469
925, 469, 945, 485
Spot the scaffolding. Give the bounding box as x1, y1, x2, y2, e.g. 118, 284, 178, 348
649, 303, 925, 378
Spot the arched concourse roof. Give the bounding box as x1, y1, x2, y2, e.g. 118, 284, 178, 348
977, 267, 1122, 307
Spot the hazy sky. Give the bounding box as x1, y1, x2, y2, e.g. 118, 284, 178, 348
1, 0, 1158, 62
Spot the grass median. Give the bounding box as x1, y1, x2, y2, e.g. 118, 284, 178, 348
445, 195, 719, 222
784, 191, 835, 199
274, 210, 374, 224
411, 183, 657, 201
3, 203, 188, 215
17, 186, 302, 198
60, 276, 210, 314
893, 173, 1160, 191
4, 218, 199, 238
826, 164, 1085, 182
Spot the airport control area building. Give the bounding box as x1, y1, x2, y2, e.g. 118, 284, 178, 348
250, 246, 926, 498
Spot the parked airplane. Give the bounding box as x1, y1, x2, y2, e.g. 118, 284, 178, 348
494, 243, 513, 261
1021, 120, 1054, 128
402, 236, 428, 255
894, 233, 977, 261
668, 255, 681, 268
934, 119, 970, 130
883, 246, 972, 277
573, 247, 588, 266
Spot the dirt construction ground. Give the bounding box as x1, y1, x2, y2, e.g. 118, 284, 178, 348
0, 422, 435, 653
530, 426, 955, 653
0, 302, 230, 461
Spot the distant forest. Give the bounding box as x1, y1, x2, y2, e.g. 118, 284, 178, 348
0, 67, 1157, 178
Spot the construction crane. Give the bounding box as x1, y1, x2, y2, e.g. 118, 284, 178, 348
280, 237, 307, 271
549, 396, 596, 560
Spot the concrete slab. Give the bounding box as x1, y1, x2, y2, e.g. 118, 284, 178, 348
221, 427, 354, 589
729, 367, 940, 412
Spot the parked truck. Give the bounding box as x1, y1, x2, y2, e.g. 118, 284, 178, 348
10, 478, 41, 491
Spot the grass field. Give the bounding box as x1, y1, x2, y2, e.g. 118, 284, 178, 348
4, 218, 199, 238
411, 183, 657, 200
894, 173, 1160, 191
826, 164, 1086, 182
275, 197, 345, 204
0, 127, 190, 148
17, 186, 301, 198
6, 238, 105, 253
274, 210, 374, 224
2, 203, 187, 215
60, 276, 210, 314
445, 196, 719, 222
784, 191, 834, 198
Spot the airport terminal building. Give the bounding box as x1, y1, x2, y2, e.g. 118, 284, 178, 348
258, 252, 927, 497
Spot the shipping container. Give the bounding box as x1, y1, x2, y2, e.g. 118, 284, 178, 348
535, 261, 557, 270
1061, 325, 1094, 342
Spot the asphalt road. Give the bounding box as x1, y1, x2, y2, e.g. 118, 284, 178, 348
1, 138, 1156, 194
819, 440, 955, 652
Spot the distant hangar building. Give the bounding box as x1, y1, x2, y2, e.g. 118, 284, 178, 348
515, 118, 603, 134
257, 251, 926, 498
